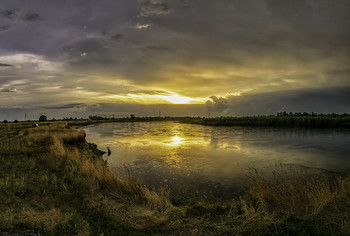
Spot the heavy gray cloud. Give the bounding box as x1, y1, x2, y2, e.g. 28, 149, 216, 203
0, 63, 15, 68
1, 9, 42, 22
0, 25, 10, 32
110, 33, 123, 41
0, 63, 20, 69
207, 86, 350, 116
206, 96, 229, 115
138, 0, 170, 16
1, 9, 21, 20
24, 13, 42, 21
0, 0, 349, 119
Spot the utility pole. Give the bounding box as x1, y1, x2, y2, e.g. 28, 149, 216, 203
25, 113, 27, 121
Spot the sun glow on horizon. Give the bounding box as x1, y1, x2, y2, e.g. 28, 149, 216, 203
99, 93, 205, 104
157, 93, 204, 104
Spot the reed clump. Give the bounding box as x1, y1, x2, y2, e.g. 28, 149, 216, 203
0, 122, 349, 235
235, 169, 350, 234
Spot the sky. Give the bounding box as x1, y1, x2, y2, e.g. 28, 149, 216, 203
0, 0, 349, 120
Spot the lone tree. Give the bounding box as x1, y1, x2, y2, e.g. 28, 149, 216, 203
39, 115, 47, 122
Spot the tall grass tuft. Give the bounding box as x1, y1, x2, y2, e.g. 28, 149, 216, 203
246, 170, 350, 216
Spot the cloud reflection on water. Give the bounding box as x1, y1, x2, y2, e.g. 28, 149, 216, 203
84, 122, 350, 200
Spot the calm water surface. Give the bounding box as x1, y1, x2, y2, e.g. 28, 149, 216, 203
84, 122, 350, 200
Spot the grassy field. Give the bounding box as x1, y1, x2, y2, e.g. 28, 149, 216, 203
1, 122, 350, 235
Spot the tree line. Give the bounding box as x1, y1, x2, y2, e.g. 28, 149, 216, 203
276, 111, 350, 117
181, 114, 350, 128
2, 113, 350, 127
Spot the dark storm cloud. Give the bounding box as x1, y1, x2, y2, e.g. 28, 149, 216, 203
206, 96, 229, 113
44, 103, 87, 110
138, 0, 170, 16
62, 38, 105, 59
1, 9, 21, 20
110, 33, 123, 41
0, 0, 349, 117
207, 87, 350, 116
0, 63, 18, 68
79, 0, 348, 90
0, 63, 13, 68
0, 26, 10, 32
265, 0, 313, 26
24, 13, 42, 21
0, 0, 138, 58
1, 9, 42, 22
143, 45, 170, 51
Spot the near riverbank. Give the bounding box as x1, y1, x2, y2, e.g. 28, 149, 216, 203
1, 122, 349, 235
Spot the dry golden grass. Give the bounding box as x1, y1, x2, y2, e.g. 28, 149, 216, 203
1, 122, 349, 235
247, 169, 350, 216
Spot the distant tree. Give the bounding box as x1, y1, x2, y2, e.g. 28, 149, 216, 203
3, 120, 8, 123
89, 115, 107, 120
130, 114, 135, 121
14, 120, 18, 123
39, 115, 47, 122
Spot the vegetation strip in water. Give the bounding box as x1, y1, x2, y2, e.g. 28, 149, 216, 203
0, 122, 350, 235
180, 114, 350, 128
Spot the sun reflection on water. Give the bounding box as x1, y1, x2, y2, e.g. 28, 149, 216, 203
170, 136, 184, 146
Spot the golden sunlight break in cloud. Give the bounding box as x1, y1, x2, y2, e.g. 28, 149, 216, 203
156, 93, 205, 104
99, 92, 206, 104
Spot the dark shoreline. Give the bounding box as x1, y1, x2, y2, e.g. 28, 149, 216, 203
4, 113, 350, 129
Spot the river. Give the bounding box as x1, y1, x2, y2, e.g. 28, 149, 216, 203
84, 122, 350, 200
